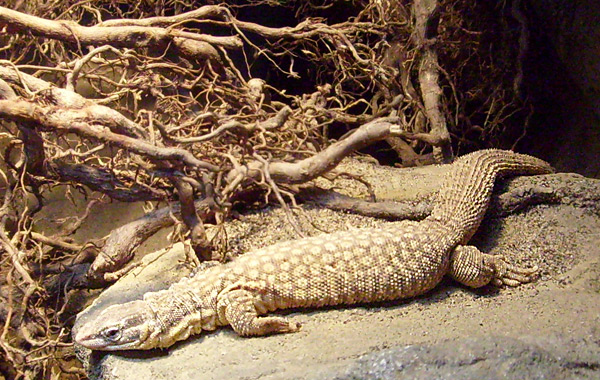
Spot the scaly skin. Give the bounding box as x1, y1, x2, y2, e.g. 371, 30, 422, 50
74, 149, 553, 350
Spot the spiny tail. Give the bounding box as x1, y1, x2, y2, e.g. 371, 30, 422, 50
427, 149, 554, 244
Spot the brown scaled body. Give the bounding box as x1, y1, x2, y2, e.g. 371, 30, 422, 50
74, 149, 553, 350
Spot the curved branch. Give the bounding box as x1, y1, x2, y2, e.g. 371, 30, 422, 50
66, 45, 120, 92
88, 199, 213, 283
0, 62, 147, 138
158, 106, 292, 144
49, 162, 168, 202
0, 99, 219, 172
225, 116, 401, 186
98, 5, 227, 27
0, 6, 240, 60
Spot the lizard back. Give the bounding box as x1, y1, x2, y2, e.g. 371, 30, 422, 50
146, 150, 553, 338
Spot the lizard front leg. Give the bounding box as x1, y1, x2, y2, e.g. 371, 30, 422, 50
449, 245, 538, 288
216, 289, 301, 336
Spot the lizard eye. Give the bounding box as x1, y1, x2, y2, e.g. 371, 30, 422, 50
102, 327, 121, 341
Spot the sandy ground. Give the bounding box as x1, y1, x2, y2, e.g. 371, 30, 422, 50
71, 159, 600, 379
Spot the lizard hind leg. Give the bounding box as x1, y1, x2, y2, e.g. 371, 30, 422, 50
449, 245, 539, 288
217, 289, 301, 336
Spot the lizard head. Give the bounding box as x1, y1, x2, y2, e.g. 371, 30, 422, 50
74, 300, 160, 351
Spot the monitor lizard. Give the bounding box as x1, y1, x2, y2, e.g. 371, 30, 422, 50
74, 149, 553, 350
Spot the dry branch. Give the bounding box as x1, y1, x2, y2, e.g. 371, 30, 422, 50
0, 62, 146, 138
299, 176, 566, 221
0, 99, 219, 172
172, 178, 211, 261
98, 5, 226, 27
298, 187, 433, 220
0, 6, 240, 60
49, 163, 168, 202
89, 199, 213, 282
413, 0, 452, 163
225, 116, 402, 187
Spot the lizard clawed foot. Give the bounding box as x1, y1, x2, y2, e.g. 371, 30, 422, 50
450, 245, 539, 288
488, 256, 539, 287
219, 289, 302, 336
252, 316, 302, 336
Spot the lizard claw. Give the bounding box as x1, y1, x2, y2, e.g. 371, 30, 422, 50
490, 257, 539, 287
